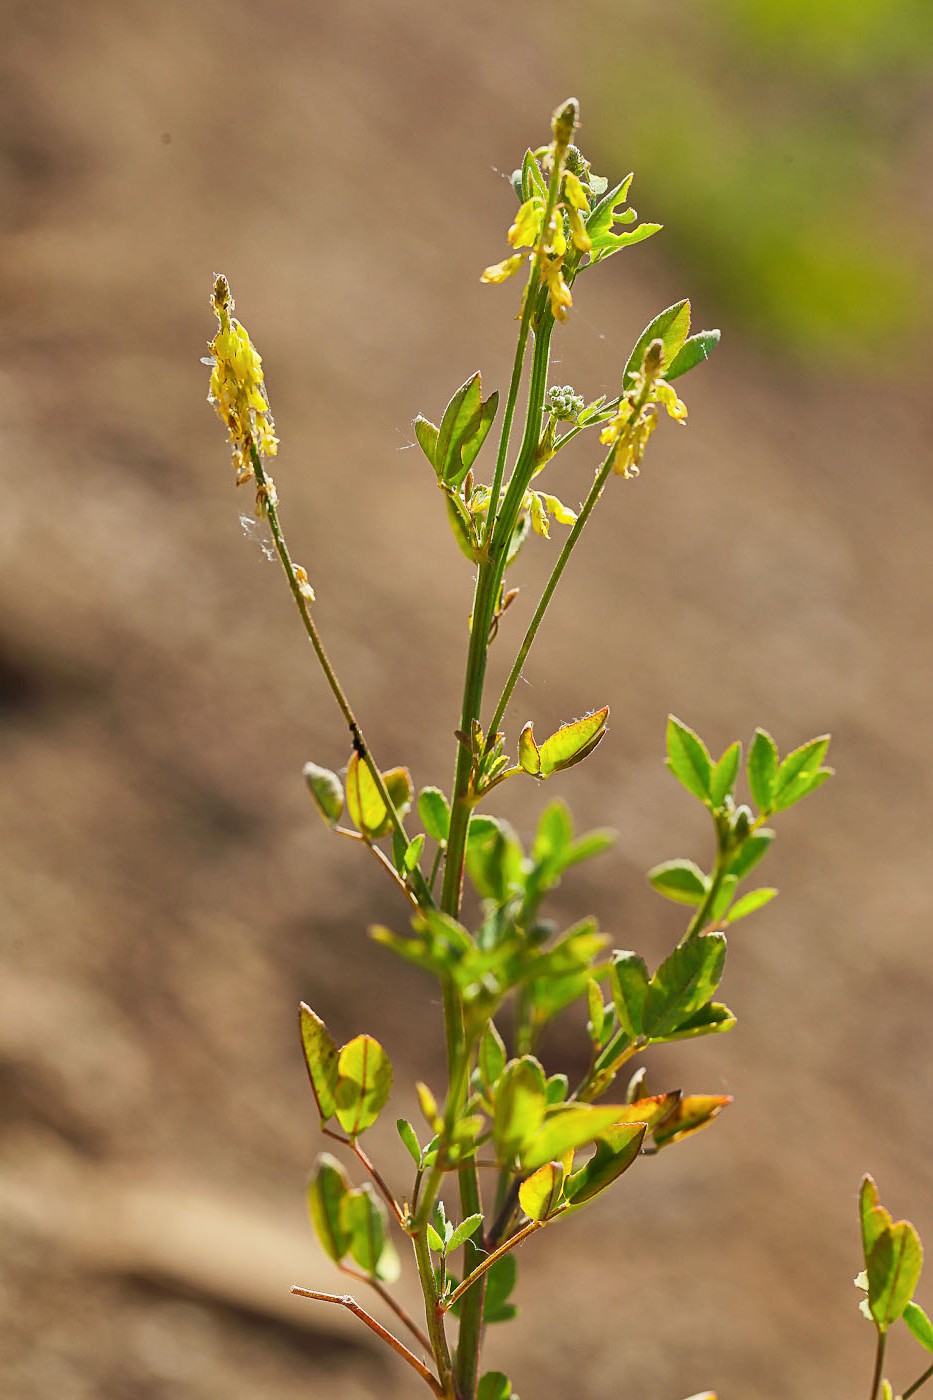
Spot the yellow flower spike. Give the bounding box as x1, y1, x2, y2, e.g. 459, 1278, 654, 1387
481, 253, 526, 285
207, 274, 278, 486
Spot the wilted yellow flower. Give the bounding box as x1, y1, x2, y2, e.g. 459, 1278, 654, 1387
207, 275, 279, 491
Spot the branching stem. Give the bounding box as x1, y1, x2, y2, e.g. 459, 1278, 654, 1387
290, 1286, 443, 1396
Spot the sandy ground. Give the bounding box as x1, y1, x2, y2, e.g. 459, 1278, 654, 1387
2, 3, 932, 1398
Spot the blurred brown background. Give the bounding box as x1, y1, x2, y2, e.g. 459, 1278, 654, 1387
2, 1, 932, 1397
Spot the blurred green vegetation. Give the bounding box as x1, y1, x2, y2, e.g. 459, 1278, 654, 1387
576, 0, 932, 371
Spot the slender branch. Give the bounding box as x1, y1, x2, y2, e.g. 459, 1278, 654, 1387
321, 1126, 405, 1225
338, 1263, 432, 1354
482, 279, 536, 548
903, 1358, 933, 1398
485, 444, 617, 743
247, 441, 433, 909
868, 1329, 887, 1400
290, 1286, 443, 1396
334, 827, 419, 909
442, 1218, 544, 1312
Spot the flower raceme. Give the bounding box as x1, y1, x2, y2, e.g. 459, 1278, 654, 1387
206, 274, 279, 512
600, 338, 689, 479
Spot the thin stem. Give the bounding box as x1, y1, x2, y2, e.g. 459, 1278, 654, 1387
903, 1359, 933, 1398
486, 445, 617, 743
338, 1263, 433, 1354
684, 843, 729, 939
321, 1126, 405, 1225
482, 284, 535, 548
412, 1228, 457, 1399
869, 1329, 887, 1400
247, 441, 433, 909
334, 827, 419, 909
442, 1219, 544, 1312
290, 1286, 443, 1397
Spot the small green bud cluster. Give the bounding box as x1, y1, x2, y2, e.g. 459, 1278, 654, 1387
546, 383, 585, 422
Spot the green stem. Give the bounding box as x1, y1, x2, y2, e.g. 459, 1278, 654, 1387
486, 444, 617, 742
904, 1359, 933, 1398
412, 1228, 457, 1399
684, 842, 729, 939
869, 1329, 887, 1400
247, 441, 434, 909
482, 284, 535, 548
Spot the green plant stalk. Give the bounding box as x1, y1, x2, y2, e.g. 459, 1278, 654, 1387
869, 1330, 887, 1400
412, 1225, 456, 1399
440, 300, 558, 1400
684, 841, 730, 939
247, 441, 433, 908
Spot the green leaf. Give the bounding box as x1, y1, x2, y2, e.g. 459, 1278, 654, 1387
521, 147, 547, 201
519, 1160, 566, 1221
653, 1093, 732, 1148
666, 715, 712, 802
478, 1371, 513, 1400
536, 708, 609, 778
905, 1300, 933, 1352
396, 1118, 422, 1167
299, 1003, 339, 1124
585, 173, 634, 251
447, 1213, 484, 1252
545, 1073, 569, 1106
648, 1001, 736, 1042
709, 742, 741, 808
459, 391, 499, 479
340, 1184, 399, 1281
522, 1103, 636, 1170
334, 1035, 393, 1137
492, 1057, 547, 1163
624, 302, 692, 387
418, 786, 451, 842
403, 833, 425, 873
532, 800, 573, 863
483, 1254, 518, 1324
307, 1153, 351, 1262
586, 978, 605, 1044
564, 1121, 645, 1207
771, 767, 833, 812
648, 859, 709, 906
436, 373, 483, 485
413, 415, 439, 473
478, 1021, 507, 1090
563, 829, 616, 867
643, 933, 727, 1040
303, 762, 344, 826
729, 830, 775, 880
748, 729, 779, 813
868, 1221, 924, 1331
726, 887, 778, 924
861, 1175, 892, 1262
426, 1222, 445, 1253
664, 330, 721, 382
773, 735, 830, 795
609, 950, 650, 1038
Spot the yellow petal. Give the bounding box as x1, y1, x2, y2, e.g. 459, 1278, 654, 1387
481, 254, 525, 284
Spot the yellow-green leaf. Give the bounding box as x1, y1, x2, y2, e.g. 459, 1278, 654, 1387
653, 1093, 732, 1149
564, 1121, 645, 1207
519, 1160, 566, 1221
623, 301, 692, 386
537, 707, 609, 778
303, 762, 344, 826
518, 722, 541, 776
299, 1003, 339, 1123
521, 1103, 637, 1170
334, 1035, 393, 1137
868, 1219, 924, 1331
307, 1153, 352, 1262
493, 1057, 547, 1163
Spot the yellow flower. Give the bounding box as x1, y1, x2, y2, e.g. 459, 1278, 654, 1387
481, 254, 526, 285
207, 275, 279, 487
